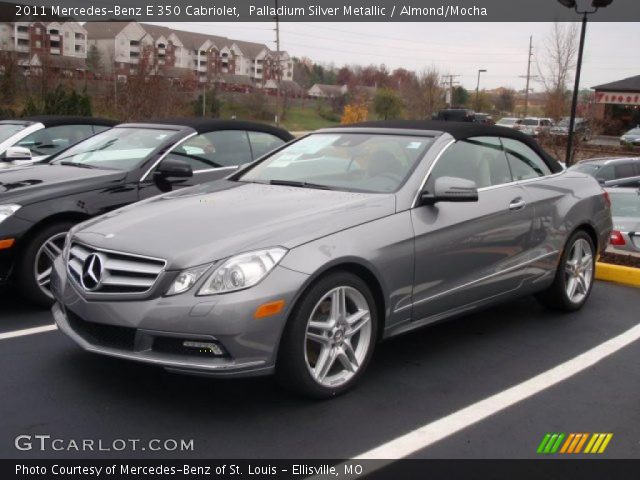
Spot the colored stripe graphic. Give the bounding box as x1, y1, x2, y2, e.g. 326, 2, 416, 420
538, 433, 613, 454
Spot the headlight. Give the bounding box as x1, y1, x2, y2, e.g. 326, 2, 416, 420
198, 247, 287, 296
165, 264, 212, 296
0, 204, 21, 225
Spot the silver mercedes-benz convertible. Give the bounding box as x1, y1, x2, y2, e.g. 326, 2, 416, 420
51, 121, 612, 398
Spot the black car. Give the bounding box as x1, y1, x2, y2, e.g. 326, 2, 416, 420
432, 109, 476, 122
0, 119, 293, 305
569, 156, 640, 187
0, 116, 118, 169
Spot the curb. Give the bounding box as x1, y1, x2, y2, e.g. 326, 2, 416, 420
595, 262, 640, 288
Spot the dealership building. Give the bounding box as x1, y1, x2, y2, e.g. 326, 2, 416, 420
592, 75, 640, 129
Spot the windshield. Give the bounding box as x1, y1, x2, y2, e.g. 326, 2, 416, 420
626, 128, 640, 135
497, 118, 516, 125
522, 119, 539, 126
0, 123, 28, 143
239, 133, 434, 193
610, 192, 640, 218
51, 127, 179, 170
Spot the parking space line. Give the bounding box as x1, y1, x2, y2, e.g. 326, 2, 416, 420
0, 324, 57, 340
338, 322, 640, 471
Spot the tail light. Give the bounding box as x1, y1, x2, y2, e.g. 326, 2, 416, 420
610, 230, 626, 246
602, 190, 611, 208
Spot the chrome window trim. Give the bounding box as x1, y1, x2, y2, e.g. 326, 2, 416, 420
411, 138, 456, 208
66, 240, 168, 297
0, 122, 44, 154
139, 131, 198, 182
193, 165, 238, 174
412, 136, 566, 203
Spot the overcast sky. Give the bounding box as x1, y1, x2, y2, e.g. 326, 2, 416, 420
156, 21, 639, 92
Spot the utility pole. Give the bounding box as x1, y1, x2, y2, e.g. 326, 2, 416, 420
442, 74, 461, 108
274, 0, 281, 126
518, 36, 538, 117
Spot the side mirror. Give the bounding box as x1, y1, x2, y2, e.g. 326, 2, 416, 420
420, 176, 479, 205
155, 158, 193, 178
4, 146, 32, 161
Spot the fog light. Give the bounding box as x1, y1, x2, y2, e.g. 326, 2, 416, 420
182, 340, 224, 356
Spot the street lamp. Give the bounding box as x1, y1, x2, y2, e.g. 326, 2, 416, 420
557, 0, 614, 164
475, 69, 487, 111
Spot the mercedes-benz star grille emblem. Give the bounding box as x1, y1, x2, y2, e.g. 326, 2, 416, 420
80, 253, 104, 291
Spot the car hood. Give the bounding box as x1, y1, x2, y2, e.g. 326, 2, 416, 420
0, 164, 126, 205
74, 180, 396, 270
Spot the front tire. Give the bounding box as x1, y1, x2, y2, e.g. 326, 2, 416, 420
536, 230, 595, 312
16, 221, 74, 307
276, 272, 378, 399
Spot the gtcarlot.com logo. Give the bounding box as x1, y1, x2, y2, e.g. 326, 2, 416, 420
15, 435, 194, 452
536, 433, 613, 454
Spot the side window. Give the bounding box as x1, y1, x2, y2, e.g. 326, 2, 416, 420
596, 165, 615, 182
16, 125, 95, 156
248, 131, 285, 159
613, 162, 636, 179
502, 138, 552, 180
427, 136, 512, 190
167, 130, 252, 171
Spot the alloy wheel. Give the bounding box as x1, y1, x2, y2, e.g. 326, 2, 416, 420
304, 286, 373, 387
33, 232, 67, 299
564, 238, 594, 304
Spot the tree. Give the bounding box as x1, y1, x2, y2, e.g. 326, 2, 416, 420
401, 67, 443, 119
494, 88, 516, 113
373, 88, 403, 120
0, 51, 21, 105
341, 102, 368, 124
86, 44, 102, 74
194, 86, 223, 118
451, 86, 469, 107
536, 22, 579, 120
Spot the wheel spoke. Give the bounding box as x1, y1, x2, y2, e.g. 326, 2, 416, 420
37, 267, 52, 287
43, 240, 62, 262
308, 320, 333, 332
565, 259, 577, 276
580, 254, 593, 270
338, 341, 359, 372
306, 331, 330, 345
345, 309, 370, 337
331, 287, 347, 322
572, 241, 583, 262
314, 347, 337, 382
567, 277, 578, 299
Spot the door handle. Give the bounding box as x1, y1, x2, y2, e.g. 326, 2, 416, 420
509, 198, 526, 211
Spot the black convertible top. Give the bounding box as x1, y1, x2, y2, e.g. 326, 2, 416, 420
145, 118, 294, 141
16, 115, 118, 127
332, 120, 563, 173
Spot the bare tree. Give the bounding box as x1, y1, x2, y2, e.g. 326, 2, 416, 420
536, 22, 579, 120
404, 66, 443, 119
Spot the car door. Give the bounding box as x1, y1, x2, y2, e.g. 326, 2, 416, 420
411, 136, 534, 322
138, 129, 254, 200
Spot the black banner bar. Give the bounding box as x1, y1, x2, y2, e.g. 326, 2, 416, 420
1, 0, 640, 23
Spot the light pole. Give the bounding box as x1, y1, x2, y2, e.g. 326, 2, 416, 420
557, 0, 614, 164
475, 69, 487, 111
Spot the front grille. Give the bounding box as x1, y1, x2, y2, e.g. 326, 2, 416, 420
67, 242, 166, 294
67, 309, 136, 350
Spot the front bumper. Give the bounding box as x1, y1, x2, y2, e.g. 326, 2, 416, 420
51, 255, 310, 377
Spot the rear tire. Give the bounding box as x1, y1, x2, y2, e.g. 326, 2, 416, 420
276, 272, 378, 399
16, 221, 74, 308
536, 230, 595, 312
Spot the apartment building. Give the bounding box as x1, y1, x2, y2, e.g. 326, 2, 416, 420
84, 22, 294, 86
0, 21, 87, 73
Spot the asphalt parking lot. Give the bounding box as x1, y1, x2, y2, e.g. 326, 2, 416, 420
0, 281, 638, 460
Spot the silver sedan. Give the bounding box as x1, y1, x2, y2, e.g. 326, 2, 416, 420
51, 121, 612, 398
607, 187, 640, 254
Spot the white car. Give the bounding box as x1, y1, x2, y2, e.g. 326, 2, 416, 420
517, 117, 554, 137
496, 117, 521, 129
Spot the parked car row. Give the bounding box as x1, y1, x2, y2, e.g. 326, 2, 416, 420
495, 116, 592, 140
0, 116, 614, 397
0, 116, 293, 305
569, 156, 640, 188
